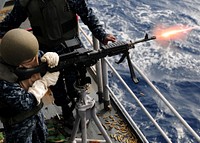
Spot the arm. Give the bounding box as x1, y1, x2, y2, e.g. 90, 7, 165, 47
68, 0, 108, 43
0, 0, 28, 37
28, 52, 60, 104
0, 81, 38, 111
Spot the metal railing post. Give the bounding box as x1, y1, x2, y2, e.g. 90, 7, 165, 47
101, 57, 111, 110
92, 36, 104, 103
0, 0, 6, 10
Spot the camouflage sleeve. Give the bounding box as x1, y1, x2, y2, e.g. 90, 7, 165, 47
0, 0, 28, 37
68, 0, 107, 43
0, 81, 37, 112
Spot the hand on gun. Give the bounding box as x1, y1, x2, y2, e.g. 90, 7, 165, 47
28, 52, 60, 104
41, 52, 59, 68
102, 34, 116, 45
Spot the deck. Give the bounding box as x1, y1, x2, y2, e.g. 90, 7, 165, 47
41, 72, 141, 143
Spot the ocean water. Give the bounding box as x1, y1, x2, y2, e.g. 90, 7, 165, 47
87, 0, 200, 143
0, 0, 199, 142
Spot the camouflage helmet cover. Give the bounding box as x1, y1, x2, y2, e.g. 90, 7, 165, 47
0, 28, 39, 66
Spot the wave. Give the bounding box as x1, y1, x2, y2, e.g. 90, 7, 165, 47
88, 0, 200, 142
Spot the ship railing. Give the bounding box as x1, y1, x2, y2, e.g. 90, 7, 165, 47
78, 25, 200, 143
0, 0, 12, 10
0, 0, 6, 10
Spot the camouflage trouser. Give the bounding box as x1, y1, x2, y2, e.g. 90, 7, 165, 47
3, 111, 47, 143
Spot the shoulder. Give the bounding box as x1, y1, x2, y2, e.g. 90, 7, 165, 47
0, 60, 18, 83
0, 80, 19, 90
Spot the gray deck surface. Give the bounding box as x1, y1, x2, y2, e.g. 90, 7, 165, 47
42, 72, 140, 143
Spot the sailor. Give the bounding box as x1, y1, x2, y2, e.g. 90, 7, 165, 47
0, 0, 116, 128
0, 28, 60, 143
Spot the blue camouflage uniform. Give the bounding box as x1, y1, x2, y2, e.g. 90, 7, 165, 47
0, 80, 47, 143
0, 0, 108, 127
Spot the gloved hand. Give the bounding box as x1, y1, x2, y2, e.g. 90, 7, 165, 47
41, 52, 59, 68
42, 71, 60, 87
28, 71, 60, 104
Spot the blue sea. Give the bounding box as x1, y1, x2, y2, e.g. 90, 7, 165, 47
87, 0, 200, 143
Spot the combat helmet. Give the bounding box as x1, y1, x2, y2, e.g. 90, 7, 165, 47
0, 28, 39, 66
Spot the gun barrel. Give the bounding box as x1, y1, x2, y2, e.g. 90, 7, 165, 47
131, 35, 156, 45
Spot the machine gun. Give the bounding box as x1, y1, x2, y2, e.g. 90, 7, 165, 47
14, 34, 156, 83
